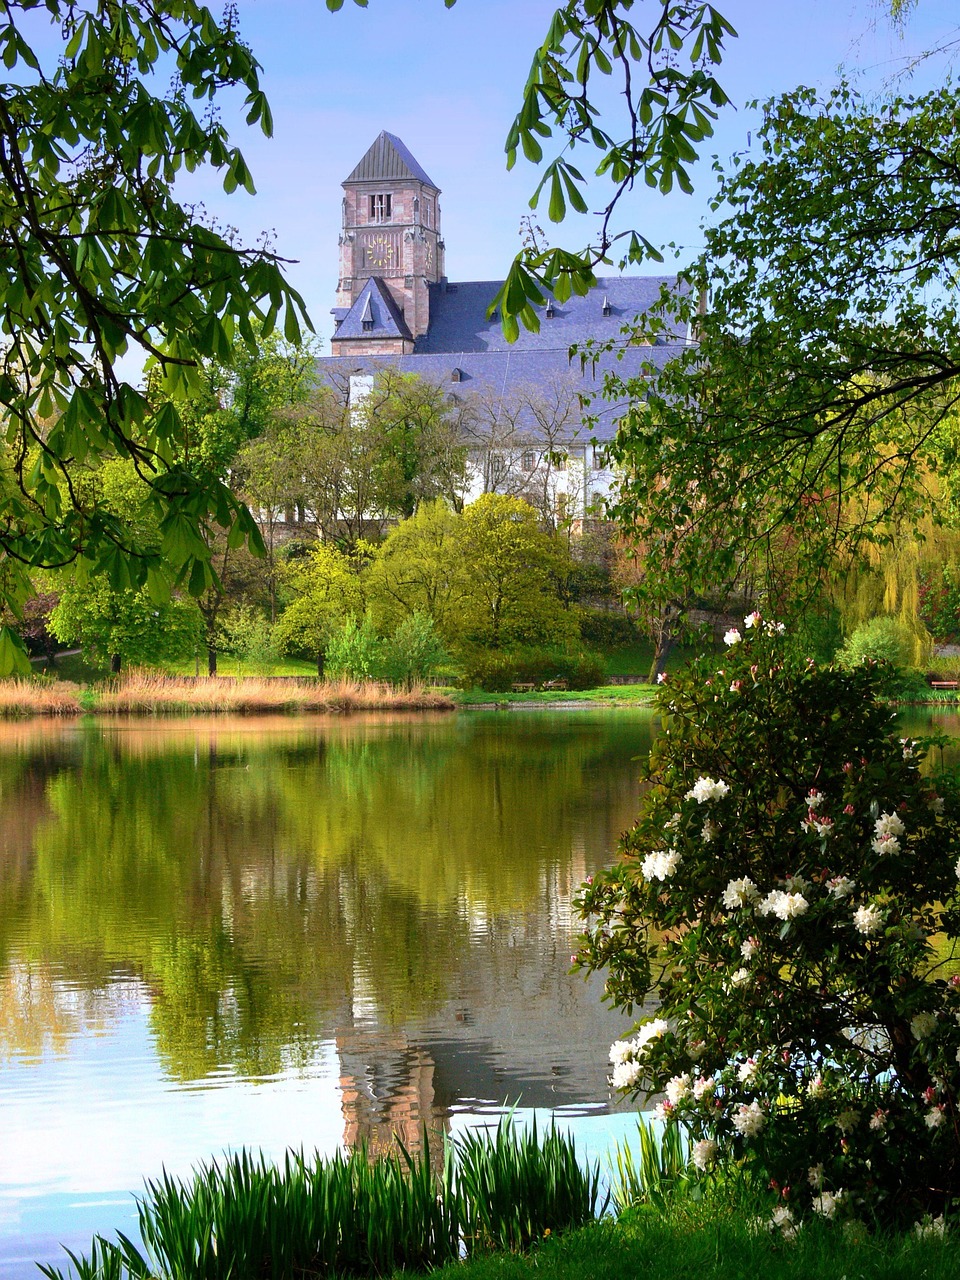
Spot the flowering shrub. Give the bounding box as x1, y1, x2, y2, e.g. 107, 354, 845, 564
574, 617, 960, 1229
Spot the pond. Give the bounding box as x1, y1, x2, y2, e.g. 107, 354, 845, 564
0, 710, 658, 1277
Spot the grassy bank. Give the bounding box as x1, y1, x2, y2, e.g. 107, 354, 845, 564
0, 674, 455, 717
453, 685, 657, 707
409, 1211, 957, 1280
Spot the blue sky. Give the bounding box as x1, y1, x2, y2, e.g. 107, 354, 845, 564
175, 0, 957, 350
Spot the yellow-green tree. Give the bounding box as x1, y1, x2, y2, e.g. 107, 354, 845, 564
274, 544, 364, 675
451, 494, 579, 650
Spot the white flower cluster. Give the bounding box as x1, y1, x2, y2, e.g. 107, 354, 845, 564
665, 1073, 691, 1105
812, 1190, 843, 1219
641, 848, 680, 881
744, 611, 762, 629
872, 811, 906, 856
722, 877, 760, 910
910, 1011, 937, 1041
802, 816, 834, 838
828, 875, 856, 898
723, 628, 742, 646
853, 903, 882, 935
732, 1099, 766, 1138
691, 1138, 718, 1170
915, 1215, 947, 1239
685, 775, 731, 804
608, 1018, 671, 1092
769, 1205, 798, 1239
758, 890, 809, 920
737, 1058, 758, 1084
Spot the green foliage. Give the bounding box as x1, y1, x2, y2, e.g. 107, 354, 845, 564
382, 612, 448, 690
42, 1125, 603, 1280
217, 605, 279, 674
575, 616, 960, 1228
0, 2, 311, 671
838, 616, 916, 673
324, 616, 386, 681
364, 500, 461, 635
578, 608, 641, 649
486, 1, 736, 335
604, 83, 960, 615
919, 562, 960, 645
609, 1118, 693, 1213
453, 494, 580, 651
49, 581, 202, 670
459, 648, 606, 693
274, 543, 364, 671
456, 1118, 606, 1254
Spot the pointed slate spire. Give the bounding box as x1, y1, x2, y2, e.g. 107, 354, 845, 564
344, 131, 438, 190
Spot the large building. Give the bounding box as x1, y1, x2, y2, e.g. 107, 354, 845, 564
318, 131, 691, 520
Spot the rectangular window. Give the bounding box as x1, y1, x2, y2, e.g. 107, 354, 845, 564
369, 193, 392, 223
489, 454, 506, 486
521, 450, 537, 472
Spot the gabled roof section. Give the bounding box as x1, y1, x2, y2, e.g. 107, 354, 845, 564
345, 131, 438, 189
333, 276, 413, 342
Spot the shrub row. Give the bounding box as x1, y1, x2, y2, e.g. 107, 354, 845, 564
459, 648, 607, 692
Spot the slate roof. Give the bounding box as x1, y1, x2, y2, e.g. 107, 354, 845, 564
333, 276, 413, 342
415, 276, 684, 354
345, 131, 439, 189
320, 275, 689, 443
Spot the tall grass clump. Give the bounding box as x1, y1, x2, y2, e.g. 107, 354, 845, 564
456, 1118, 606, 1254
609, 1116, 693, 1213
40, 1124, 601, 1280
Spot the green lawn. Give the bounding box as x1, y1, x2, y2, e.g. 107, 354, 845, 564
453, 685, 656, 707
400, 1212, 956, 1280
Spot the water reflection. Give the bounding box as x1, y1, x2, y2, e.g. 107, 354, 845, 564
0, 711, 654, 1273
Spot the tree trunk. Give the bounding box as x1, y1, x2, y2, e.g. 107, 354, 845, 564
207, 646, 218, 677
110, 653, 121, 675
316, 650, 325, 679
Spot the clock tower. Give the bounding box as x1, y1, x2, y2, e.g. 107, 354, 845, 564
332, 132, 444, 355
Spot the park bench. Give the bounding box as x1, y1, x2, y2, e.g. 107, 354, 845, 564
542, 679, 569, 692
511, 681, 535, 692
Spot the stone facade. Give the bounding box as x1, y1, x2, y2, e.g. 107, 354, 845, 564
332, 132, 445, 354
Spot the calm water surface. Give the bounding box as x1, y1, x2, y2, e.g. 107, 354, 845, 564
0, 709, 656, 1276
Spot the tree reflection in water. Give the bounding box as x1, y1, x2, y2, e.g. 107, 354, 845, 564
0, 711, 655, 1155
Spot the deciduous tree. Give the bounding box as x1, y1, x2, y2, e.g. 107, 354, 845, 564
600, 83, 960, 615
0, 1, 312, 669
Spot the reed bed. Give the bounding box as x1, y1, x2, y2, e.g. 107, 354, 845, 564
94, 673, 455, 715
40, 1124, 604, 1280
0, 673, 455, 717
0, 677, 82, 717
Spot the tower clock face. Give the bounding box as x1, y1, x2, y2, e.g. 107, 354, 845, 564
366, 233, 394, 269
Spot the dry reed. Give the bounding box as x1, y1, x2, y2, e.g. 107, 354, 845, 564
89, 672, 456, 716
0, 678, 82, 717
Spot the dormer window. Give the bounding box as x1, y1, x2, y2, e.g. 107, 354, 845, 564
450, 367, 461, 383
370, 193, 392, 223
362, 319, 374, 331
545, 301, 555, 319
602, 296, 611, 317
